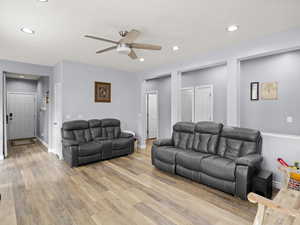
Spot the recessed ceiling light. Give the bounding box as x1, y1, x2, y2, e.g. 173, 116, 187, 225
38, 0, 48, 2
139, 58, 145, 62
173, 46, 179, 51
21, 27, 35, 34
227, 25, 239, 32
19, 75, 25, 78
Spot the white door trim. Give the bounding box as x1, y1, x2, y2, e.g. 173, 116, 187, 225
180, 87, 195, 122
7, 92, 37, 139
145, 90, 159, 139
194, 84, 214, 121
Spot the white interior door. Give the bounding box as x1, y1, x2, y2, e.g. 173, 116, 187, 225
7, 93, 36, 140
147, 92, 158, 139
181, 88, 194, 122
194, 85, 213, 122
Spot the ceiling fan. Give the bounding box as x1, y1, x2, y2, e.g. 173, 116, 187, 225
84, 29, 162, 60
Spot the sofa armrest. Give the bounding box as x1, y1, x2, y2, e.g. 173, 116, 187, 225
120, 132, 134, 138
62, 138, 79, 147
236, 154, 263, 168
153, 138, 173, 146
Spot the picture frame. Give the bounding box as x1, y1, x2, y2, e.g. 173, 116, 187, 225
95, 82, 111, 102
250, 82, 259, 101
261, 82, 278, 100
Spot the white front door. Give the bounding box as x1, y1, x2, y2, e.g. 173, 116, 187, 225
194, 86, 213, 122
147, 92, 158, 139
7, 93, 36, 140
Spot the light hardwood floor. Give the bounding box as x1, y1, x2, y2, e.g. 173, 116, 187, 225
0, 140, 258, 225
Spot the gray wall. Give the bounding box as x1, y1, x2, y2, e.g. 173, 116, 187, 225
37, 77, 49, 144
182, 65, 227, 124
145, 76, 171, 139
240, 50, 300, 135
61, 61, 139, 132
6, 78, 37, 93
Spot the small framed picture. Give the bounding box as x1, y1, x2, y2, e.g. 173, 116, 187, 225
250, 82, 259, 101
95, 82, 111, 102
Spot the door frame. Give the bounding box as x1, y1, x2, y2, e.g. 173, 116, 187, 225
7, 91, 37, 140
194, 84, 214, 121
145, 90, 159, 139
180, 87, 195, 122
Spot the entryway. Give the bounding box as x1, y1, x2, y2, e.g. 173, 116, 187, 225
3, 72, 50, 157
146, 91, 158, 139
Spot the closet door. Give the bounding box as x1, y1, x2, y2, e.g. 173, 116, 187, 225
194, 85, 213, 122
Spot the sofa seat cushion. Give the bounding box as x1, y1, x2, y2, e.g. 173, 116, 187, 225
112, 138, 132, 150
200, 156, 236, 181
78, 142, 102, 156
155, 146, 185, 164
176, 151, 212, 171
94, 137, 112, 142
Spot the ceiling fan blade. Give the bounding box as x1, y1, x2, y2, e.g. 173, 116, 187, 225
85, 35, 118, 44
131, 43, 162, 50
128, 50, 138, 59
96, 46, 117, 54
120, 29, 140, 43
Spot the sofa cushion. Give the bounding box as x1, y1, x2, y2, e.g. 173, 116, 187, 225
112, 138, 132, 150
101, 119, 121, 139
172, 122, 195, 150
155, 146, 185, 164
192, 122, 223, 154
176, 151, 211, 171
217, 126, 261, 159
62, 120, 92, 143
200, 155, 236, 181
78, 142, 102, 156
88, 119, 102, 139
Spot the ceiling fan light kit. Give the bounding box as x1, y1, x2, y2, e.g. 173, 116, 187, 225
116, 43, 131, 55
85, 29, 162, 60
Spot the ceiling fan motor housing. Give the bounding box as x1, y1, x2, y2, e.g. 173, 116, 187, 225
116, 43, 131, 55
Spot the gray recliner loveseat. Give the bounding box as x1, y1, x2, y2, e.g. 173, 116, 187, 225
151, 121, 262, 199
62, 118, 134, 167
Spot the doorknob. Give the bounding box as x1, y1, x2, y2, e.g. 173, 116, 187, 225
9, 113, 13, 120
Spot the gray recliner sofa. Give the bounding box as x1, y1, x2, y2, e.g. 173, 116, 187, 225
151, 121, 262, 199
62, 119, 134, 167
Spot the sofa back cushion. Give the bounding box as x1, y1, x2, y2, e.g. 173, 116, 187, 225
101, 119, 121, 139
172, 122, 195, 150
62, 120, 92, 143
217, 126, 262, 160
192, 122, 223, 154
88, 119, 102, 139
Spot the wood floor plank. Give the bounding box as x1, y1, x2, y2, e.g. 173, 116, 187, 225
0, 140, 259, 225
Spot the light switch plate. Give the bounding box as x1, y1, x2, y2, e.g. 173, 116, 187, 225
286, 116, 293, 123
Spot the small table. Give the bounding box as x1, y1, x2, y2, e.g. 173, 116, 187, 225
252, 170, 273, 199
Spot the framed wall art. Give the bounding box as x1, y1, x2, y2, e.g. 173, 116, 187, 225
95, 82, 111, 102
261, 82, 278, 100
250, 82, 259, 101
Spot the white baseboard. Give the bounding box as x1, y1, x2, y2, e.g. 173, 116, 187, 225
36, 136, 49, 148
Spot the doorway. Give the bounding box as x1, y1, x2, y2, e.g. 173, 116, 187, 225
3, 72, 50, 156
146, 91, 158, 139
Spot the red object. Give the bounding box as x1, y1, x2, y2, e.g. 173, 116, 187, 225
277, 158, 289, 167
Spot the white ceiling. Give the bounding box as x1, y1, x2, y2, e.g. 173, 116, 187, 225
1, 0, 300, 72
